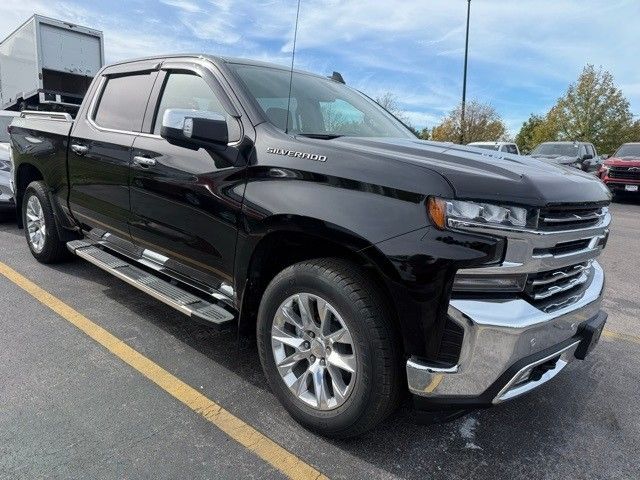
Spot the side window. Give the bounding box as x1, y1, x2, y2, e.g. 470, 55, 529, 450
505, 144, 518, 154
153, 72, 226, 135
94, 73, 156, 132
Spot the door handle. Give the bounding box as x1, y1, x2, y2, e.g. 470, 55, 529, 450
133, 156, 157, 168
70, 143, 88, 155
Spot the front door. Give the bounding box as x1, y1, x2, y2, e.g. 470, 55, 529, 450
129, 69, 246, 289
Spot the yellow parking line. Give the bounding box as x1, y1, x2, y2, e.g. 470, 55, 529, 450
602, 329, 640, 345
0, 261, 328, 480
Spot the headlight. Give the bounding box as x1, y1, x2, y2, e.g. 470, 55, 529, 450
427, 197, 528, 230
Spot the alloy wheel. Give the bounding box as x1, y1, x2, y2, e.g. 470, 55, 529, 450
26, 195, 46, 253
271, 293, 357, 410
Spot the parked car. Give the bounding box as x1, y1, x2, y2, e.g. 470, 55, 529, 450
599, 142, 640, 194
468, 141, 520, 155
0, 110, 20, 216
9, 54, 611, 438
529, 141, 600, 172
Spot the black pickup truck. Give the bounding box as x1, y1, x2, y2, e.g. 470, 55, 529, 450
9, 55, 612, 438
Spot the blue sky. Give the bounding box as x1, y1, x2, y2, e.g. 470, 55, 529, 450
1, 0, 639, 135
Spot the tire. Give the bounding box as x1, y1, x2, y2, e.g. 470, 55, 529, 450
257, 258, 403, 438
22, 181, 69, 263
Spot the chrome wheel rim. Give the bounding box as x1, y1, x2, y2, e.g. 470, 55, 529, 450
26, 195, 46, 253
271, 293, 357, 411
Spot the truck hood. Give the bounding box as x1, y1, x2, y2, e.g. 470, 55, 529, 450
605, 157, 640, 167
327, 137, 611, 206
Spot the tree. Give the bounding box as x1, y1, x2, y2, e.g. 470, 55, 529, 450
431, 100, 506, 143
374, 92, 418, 134
537, 65, 635, 154
515, 114, 545, 153
418, 127, 430, 140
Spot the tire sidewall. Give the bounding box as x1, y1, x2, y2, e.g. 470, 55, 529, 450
22, 183, 59, 262
257, 264, 381, 433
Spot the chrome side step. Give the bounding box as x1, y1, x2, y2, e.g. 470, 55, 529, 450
67, 240, 235, 329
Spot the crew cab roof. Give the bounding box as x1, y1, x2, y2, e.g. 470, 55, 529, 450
100, 53, 327, 79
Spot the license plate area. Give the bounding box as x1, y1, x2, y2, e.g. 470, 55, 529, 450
625, 184, 638, 192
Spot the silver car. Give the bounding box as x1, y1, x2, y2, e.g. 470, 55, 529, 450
0, 110, 20, 216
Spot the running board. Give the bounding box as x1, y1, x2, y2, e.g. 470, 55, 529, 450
67, 240, 235, 329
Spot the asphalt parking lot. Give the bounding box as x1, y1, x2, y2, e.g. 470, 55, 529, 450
1, 200, 639, 480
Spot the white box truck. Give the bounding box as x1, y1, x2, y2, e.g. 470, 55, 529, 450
0, 15, 104, 114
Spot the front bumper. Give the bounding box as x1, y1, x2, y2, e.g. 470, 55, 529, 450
603, 177, 640, 192
407, 261, 606, 406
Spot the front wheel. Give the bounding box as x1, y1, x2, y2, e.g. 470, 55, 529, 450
22, 181, 70, 263
257, 258, 403, 438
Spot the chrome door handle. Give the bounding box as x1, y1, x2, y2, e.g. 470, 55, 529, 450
70, 143, 88, 155
133, 156, 156, 167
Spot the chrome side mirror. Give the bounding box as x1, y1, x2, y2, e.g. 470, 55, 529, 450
160, 109, 228, 147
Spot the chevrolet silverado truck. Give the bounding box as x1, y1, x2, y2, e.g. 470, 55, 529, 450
599, 142, 640, 194
9, 55, 612, 438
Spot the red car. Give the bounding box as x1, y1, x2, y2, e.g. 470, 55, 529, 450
599, 143, 640, 194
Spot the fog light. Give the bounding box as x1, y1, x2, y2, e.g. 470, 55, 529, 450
453, 274, 527, 292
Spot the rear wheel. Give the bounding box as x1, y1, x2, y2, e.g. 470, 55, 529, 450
22, 181, 69, 263
257, 258, 403, 438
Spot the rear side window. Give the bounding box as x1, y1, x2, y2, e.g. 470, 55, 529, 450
153, 72, 225, 135
94, 73, 157, 132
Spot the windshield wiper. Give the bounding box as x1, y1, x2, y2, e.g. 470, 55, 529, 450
297, 133, 343, 140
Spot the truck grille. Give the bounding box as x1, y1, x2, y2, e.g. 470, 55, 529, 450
608, 167, 640, 180
537, 205, 607, 231
525, 262, 591, 301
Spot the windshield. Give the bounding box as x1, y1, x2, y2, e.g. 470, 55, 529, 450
531, 143, 579, 157
230, 64, 415, 139
472, 144, 499, 151
614, 144, 640, 158
0, 116, 13, 143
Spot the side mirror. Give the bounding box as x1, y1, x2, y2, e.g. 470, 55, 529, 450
160, 109, 228, 148
582, 153, 594, 161
581, 159, 591, 171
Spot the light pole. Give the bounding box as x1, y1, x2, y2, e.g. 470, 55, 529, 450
460, 0, 471, 145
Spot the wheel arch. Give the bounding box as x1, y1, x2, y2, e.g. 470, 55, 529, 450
235, 216, 402, 342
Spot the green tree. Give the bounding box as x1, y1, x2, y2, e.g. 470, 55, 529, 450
418, 127, 430, 140
515, 114, 545, 153
546, 65, 636, 154
431, 100, 506, 143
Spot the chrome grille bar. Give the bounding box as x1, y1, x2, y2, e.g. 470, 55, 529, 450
529, 263, 590, 287
529, 271, 590, 300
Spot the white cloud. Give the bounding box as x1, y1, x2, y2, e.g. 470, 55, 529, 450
160, 0, 201, 13
0, 0, 638, 127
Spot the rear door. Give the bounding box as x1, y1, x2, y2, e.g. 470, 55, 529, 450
68, 65, 158, 239
128, 62, 247, 289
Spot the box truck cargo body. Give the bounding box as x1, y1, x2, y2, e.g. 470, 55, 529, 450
0, 15, 104, 113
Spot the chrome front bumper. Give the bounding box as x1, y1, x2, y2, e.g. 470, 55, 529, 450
407, 261, 605, 403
